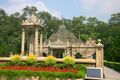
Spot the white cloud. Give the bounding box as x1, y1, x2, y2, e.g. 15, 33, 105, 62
0, 0, 61, 18
80, 0, 120, 15
79, 0, 120, 22
81, 0, 99, 11
99, 0, 120, 15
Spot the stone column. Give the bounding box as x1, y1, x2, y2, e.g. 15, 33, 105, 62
21, 28, 25, 55
95, 39, 104, 67
40, 31, 43, 55
34, 28, 38, 55
29, 34, 34, 54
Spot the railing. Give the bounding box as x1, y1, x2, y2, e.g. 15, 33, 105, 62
0, 57, 96, 64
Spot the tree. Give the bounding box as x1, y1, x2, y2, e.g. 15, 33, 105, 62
109, 13, 120, 26
31, 6, 37, 14
22, 6, 30, 18
22, 6, 37, 18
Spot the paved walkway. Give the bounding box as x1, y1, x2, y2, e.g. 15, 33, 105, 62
103, 66, 120, 80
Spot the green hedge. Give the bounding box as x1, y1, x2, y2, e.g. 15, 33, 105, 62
104, 60, 120, 72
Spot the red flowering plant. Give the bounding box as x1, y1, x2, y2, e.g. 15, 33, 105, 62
0, 65, 78, 74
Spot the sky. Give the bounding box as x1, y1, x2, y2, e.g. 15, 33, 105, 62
0, 0, 120, 22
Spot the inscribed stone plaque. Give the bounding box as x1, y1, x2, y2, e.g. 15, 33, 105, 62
85, 67, 103, 79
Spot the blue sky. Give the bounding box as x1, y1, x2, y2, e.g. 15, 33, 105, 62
0, 0, 120, 22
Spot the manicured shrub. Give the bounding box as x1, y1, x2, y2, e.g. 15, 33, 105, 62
10, 54, 22, 65
63, 56, 75, 67
26, 54, 37, 66
45, 55, 56, 66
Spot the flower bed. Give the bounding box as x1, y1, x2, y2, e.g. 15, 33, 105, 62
0, 66, 78, 74
0, 55, 86, 80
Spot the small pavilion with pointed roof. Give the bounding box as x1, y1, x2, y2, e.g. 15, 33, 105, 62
21, 11, 43, 55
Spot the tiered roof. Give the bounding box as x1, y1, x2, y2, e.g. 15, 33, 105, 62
43, 24, 84, 47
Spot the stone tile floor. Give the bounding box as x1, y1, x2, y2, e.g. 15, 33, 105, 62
103, 66, 120, 80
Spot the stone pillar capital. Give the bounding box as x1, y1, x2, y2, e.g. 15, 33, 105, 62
96, 39, 104, 48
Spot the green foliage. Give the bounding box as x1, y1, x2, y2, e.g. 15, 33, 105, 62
80, 34, 89, 42
74, 64, 86, 71
26, 54, 37, 66
109, 13, 120, 26
63, 56, 75, 67
104, 61, 120, 72
10, 54, 22, 65
53, 63, 67, 69
35, 62, 46, 67
45, 55, 56, 66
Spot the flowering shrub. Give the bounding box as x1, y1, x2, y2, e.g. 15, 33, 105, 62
0, 66, 77, 73
63, 56, 75, 67
45, 55, 56, 66
26, 54, 37, 66
10, 54, 22, 65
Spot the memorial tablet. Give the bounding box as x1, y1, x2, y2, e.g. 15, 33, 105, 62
85, 67, 103, 79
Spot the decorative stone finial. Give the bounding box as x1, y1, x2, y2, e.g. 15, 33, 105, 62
96, 39, 103, 46
98, 39, 101, 44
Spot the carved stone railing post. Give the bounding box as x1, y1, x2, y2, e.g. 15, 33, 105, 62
95, 39, 104, 67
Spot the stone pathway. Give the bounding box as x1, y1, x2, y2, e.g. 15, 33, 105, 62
103, 66, 120, 80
